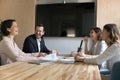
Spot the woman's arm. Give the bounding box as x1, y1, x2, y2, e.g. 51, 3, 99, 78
3, 41, 42, 62
84, 44, 119, 65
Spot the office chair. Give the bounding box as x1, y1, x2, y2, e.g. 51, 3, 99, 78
0, 56, 1, 66
111, 61, 120, 80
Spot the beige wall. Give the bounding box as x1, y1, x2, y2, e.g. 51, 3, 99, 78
0, 0, 36, 49
0, 0, 120, 48
97, 0, 120, 30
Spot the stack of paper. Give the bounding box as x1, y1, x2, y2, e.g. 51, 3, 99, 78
29, 54, 58, 65
29, 54, 75, 64
43, 54, 58, 61
57, 57, 75, 64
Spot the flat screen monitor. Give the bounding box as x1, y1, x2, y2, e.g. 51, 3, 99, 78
36, 2, 95, 37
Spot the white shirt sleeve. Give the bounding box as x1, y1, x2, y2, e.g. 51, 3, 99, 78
84, 44, 120, 65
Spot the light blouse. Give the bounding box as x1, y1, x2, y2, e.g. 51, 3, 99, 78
0, 37, 43, 65
85, 43, 120, 71
89, 41, 107, 55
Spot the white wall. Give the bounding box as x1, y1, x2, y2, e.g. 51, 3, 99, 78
44, 37, 92, 55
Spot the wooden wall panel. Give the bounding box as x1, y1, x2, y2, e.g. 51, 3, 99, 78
97, 0, 120, 30
0, 0, 36, 48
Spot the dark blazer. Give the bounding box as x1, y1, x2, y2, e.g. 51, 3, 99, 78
23, 34, 50, 54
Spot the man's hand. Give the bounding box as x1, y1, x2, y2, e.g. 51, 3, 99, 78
39, 52, 47, 57
51, 50, 58, 54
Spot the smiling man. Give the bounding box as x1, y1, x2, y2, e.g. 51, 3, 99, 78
23, 24, 56, 56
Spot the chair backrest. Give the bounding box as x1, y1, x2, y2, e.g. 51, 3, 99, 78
111, 61, 120, 80
0, 56, 1, 66
0, 53, 6, 65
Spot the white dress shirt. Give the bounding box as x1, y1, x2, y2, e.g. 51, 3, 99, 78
36, 38, 41, 52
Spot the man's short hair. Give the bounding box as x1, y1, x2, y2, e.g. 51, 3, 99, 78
35, 24, 44, 29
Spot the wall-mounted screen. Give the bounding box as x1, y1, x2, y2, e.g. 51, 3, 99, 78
36, 2, 95, 37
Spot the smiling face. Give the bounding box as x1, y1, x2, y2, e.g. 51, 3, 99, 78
101, 29, 110, 41
89, 30, 97, 41
7, 21, 19, 36
35, 26, 45, 39
101, 24, 120, 46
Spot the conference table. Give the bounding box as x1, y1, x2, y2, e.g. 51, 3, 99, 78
0, 61, 101, 80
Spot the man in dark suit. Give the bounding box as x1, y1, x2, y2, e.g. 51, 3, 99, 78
23, 24, 56, 56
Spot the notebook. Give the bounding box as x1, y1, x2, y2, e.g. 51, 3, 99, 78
29, 54, 58, 65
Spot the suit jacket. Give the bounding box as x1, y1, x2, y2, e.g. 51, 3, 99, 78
23, 34, 50, 54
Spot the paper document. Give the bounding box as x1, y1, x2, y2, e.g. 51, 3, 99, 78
43, 54, 58, 61
29, 54, 58, 65
57, 57, 75, 64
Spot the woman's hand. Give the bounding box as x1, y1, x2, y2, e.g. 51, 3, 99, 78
75, 52, 85, 62
77, 52, 86, 57
75, 55, 85, 62
84, 36, 88, 44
